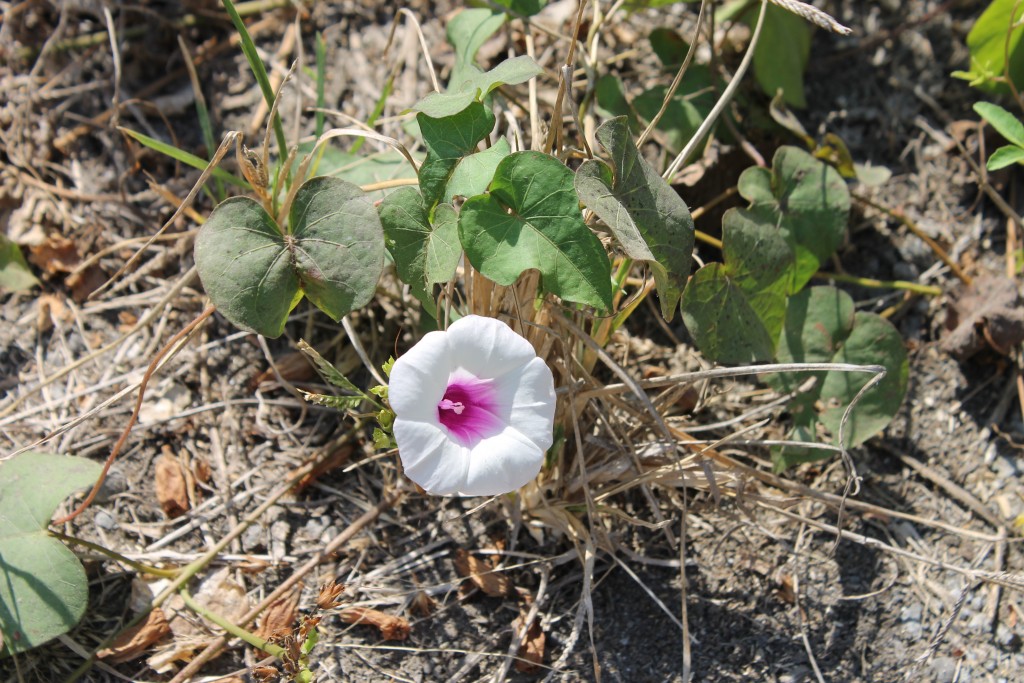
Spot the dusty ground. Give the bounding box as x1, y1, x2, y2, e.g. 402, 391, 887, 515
2, 1, 1023, 682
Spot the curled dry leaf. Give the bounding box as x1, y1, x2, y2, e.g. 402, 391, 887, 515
155, 451, 189, 519
255, 588, 301, 657
249, 350, 318, 389
454, 548, 510, 597
339, 607, 410, 641
97, 608, 171, 663
942, 275, 1024, 359
512, 611, 545, 673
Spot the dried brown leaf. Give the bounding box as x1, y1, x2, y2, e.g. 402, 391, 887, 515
454, 548, 510, 597
512, 611, 545, 673
340, 607, 410, 641
155, 452, 189, 518
192, 456, 212, 485
97, 608, 171, 663
250, 350, 317, 388
255, 588, 301, 656
942, 275, 1024, 359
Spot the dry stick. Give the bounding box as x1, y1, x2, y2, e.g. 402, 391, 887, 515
65, 445, 336, 682
0, 265, 200, 421
248, 22, 297, 138
386, 8, 441, 94
852, 192, 971, 286
94, 130, 240, 299
760, 502, 1024, 592
665, 0, 769, 181
542, 0, 589, 155
167, 491, 402, 683
667, 424, 1007, 543
792, 527, 827, 683
636, 0, 709, 148
52, 305, 216, 525
52, 14, 279, 152
884, 446, 1010, 533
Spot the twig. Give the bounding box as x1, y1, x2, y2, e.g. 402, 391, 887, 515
52, 305, 216, 524
166, 491, 402, 683
852, 192, 971, 285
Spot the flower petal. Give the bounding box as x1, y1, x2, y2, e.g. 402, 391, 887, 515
491, 357, 557, 450
460, 426, 544, 496
388, 330, 450, 422
445, 315, 538, 379
394, 418, 470, 495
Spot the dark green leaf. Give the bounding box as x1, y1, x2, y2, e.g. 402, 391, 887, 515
747, 4, 812, 107
194, 177, 384, 337
575, 116, 695, 319
459, 151, 613, 310
681, 208, 793, 363
380, 187, 461, 304
633, 70, 716, 154
767, 286, 909, 470
417, 102, 497, 208
445, 137, 511, 202
738, 146, 850, 292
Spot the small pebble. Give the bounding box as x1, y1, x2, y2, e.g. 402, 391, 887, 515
900, 603, 922, 622
928, 656, 957, 683
94, 509, 117, 531
94, 470, 127, 503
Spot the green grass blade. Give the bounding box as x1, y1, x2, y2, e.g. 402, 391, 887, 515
121, 128, 250, 189
221, 0, 289, 161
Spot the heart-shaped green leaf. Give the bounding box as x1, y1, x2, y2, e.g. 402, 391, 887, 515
459, 151, 613, 310
681, 208, 793, 364
413, 56, 544, 119
445, 137, 510, 203
195, 176, 384, 338
0, 452, 101, 656
575, 116, 695, 320
417, 102, 497, 209
447, 8, 507, 88
379, 187, 461, 305
766, 286, 909, 470
738, 146, 850, 292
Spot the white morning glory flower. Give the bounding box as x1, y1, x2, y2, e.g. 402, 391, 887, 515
388, 315, 556, 496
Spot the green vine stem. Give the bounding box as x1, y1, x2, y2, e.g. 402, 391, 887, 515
694, 229, 941, 296
811, 271, 942, 296
178, 587, 287, 658
50, 530, 179, 579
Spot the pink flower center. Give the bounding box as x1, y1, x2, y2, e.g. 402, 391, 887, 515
437, 376, 502, 446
